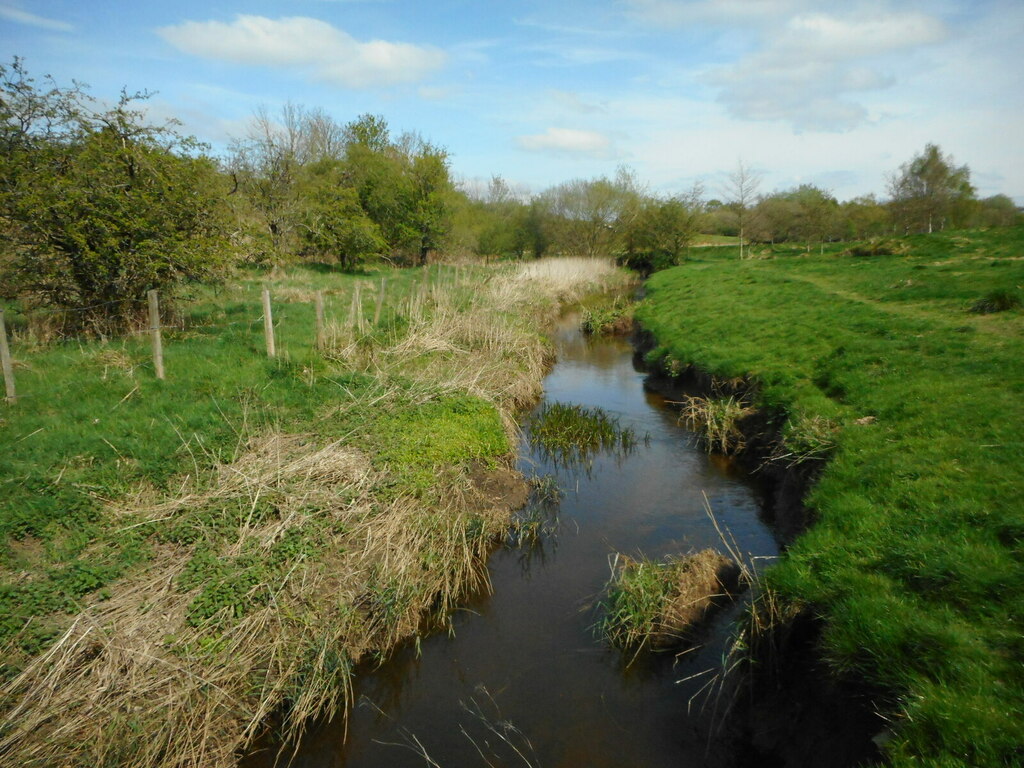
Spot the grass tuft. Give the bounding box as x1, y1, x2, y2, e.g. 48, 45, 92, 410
597, 549, 744, 654
968, 288, 1021, 314
528, 402, 639, 466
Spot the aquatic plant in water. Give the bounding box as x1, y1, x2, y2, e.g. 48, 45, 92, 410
527, 402, 640, 466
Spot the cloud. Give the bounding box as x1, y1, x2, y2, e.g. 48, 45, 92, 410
624, 2, 950, 132
157, 15, 445, 88
517, 127, 612, 156
0, 4, 72, 31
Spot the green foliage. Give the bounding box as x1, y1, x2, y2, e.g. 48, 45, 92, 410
0, 58, 229, 328
580, 298, 634, 335
597, 556, 677, 649
620, 192, 704, 274
528, 402, 639, 465
298, 159, 385, 269
889, 143, 976, 234
373, 394, 510, 493
637, 225, 1024, 767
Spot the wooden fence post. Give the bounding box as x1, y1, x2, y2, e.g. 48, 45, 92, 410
262, 288, 276, 358
314, 290, 325, 349
374, 278, 387, 326
147, 290, 165, 380
0, 310, 16, 403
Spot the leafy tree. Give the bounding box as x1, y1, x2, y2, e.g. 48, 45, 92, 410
543, 167, 643, 257
297, 160, 384, 269
621, 186, 704, 274
974, 194, 1021, 228
839, 195, 892, 240
0, 58, 228, 330
403, 136, 452, 265
888, 143, 975, 233
227, 104, 346, 260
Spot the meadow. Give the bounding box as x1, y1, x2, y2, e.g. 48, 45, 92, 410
636, 227, 1024, 767
0, 258, 630, 768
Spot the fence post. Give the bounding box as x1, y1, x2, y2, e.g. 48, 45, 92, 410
147, 290, 165, 380
0, 310, 15, 403
374, 278, 387, 326
262, 288, 276, 358
314, 290, 325, 349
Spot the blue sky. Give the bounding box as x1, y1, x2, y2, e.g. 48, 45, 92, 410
2, 0, 1022, 202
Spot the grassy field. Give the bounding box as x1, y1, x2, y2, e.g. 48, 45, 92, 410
0, 258, 630, 767
636, 227, 1024, 768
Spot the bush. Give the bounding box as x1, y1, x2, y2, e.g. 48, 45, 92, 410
0, 58, 229, 332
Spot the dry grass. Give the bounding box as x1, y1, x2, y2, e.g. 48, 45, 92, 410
0, 433, 517, 768
0, 257, 630, 768
677, 395, 755, 454
599, 549, 746, 654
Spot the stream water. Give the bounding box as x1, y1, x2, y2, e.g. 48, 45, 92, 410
249, 315, 780, 767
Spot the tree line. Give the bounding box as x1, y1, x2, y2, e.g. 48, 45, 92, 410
1, 59, 1019, 328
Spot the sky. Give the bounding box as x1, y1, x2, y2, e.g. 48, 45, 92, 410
2, 0, 1023, 203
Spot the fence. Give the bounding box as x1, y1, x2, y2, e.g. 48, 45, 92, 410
0, 270, 469, 407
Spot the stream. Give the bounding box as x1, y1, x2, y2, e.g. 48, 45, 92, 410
248, 314, 780, 767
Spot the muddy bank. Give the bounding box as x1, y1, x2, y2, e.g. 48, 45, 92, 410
631, 325, 884, 768
633, 328, 821, 545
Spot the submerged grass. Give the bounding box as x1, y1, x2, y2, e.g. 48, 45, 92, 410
0, 257, 631, 768
636, 226, 1024, 767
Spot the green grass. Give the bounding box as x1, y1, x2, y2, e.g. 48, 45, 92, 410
635, 226, 1024, 767
528, 401, 639, 466
0, 263, 506, 659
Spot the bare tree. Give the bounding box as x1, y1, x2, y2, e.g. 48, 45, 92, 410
724, 159, 762, 259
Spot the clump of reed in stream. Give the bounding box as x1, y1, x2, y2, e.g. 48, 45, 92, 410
677, 395, 754, 455
528, 402, 641, 466
596, 550, 746, 655
580, 298, 634, 336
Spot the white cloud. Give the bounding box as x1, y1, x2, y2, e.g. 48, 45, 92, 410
624, 2, 950, 132
0, 4, 72, 32
517, 127, 612, 156
709, 10, 947, 131
157, 15, 445, 88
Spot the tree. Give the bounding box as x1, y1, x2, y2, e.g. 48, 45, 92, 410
724, 160, 761, 259
297, 159, 384, 269
621, 184, 705, 274
0, 59, 228, 330
543, 167, 643, 257
888, 143, 975, 233
227, 104, 347, 260
974, 195, 1021, 228
839, 195, 891, 240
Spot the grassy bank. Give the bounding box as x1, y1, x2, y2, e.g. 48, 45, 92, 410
635, 227, 1024, 767
0, 258, 630, 767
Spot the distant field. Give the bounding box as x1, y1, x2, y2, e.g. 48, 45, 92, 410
637, 227, 1024, 768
